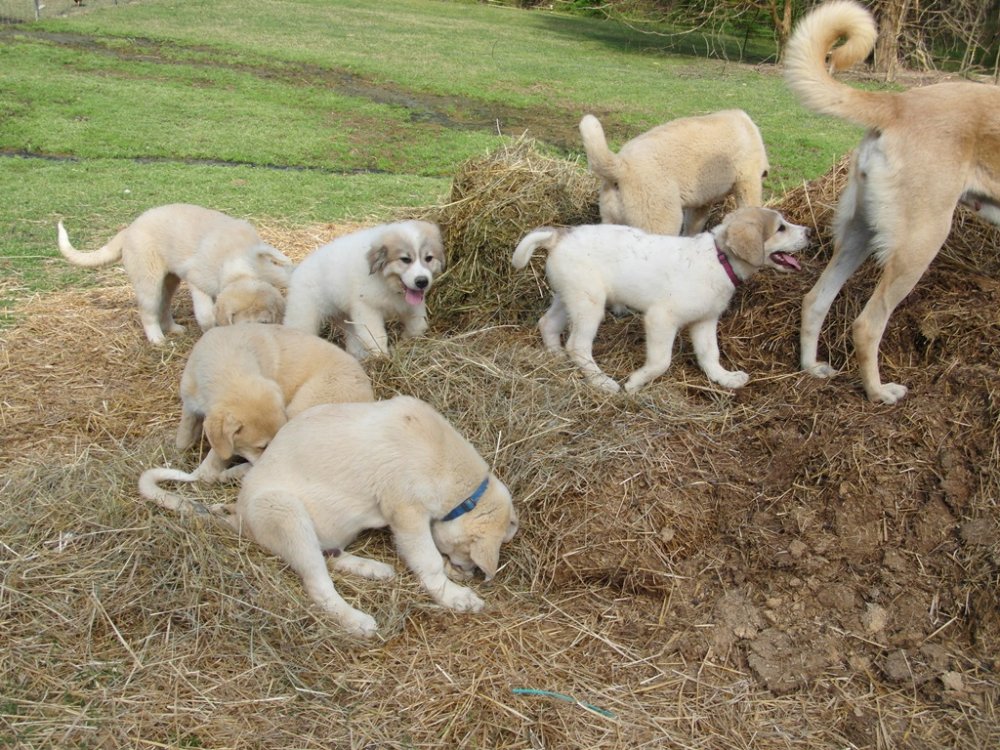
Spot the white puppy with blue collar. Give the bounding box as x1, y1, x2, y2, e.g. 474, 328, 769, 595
210, 396, 518, 637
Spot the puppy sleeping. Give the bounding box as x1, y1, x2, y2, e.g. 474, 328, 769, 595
57, 203, 291, 344
207, 396, 519, 637
139, 323, 374, 509
283, 220, 445, 361
512, 207, 809, 393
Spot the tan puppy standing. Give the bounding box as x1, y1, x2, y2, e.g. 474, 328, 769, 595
58, 204, 291, 344
513, 207, 809, 393
139, 323, 374, 508
579, 110, 769, 236
785, 0, 1000, 403
210, 397, 519, 637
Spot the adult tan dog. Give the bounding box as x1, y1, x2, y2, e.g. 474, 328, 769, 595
579, 111, 769, 236
785, 0, 1000, 404
208, 397, 519, 637
139, 323, 374, 509
512, 208, 809, 393
283, 221, 445, 361
58, 204, 291, 344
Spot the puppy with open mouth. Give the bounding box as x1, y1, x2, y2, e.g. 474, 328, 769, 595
283, 220, 445, 360
513, 207, 809, 393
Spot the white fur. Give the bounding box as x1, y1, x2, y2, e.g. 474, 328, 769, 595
513, 207, 809, 393
283, 221, 445, 360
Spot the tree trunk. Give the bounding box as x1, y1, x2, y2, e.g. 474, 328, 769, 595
873, 0, 912, 82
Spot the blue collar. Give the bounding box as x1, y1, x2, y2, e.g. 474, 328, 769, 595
441, 477, 489, 522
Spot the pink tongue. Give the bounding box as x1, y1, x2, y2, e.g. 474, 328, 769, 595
773, 253, 801, 271
405, 288, 425, 306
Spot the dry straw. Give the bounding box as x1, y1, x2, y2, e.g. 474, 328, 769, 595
2, 139, 998, 748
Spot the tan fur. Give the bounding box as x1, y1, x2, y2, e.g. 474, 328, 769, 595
139, 323, 374, 512
209, 397, 518, 637
213, 279, 285, 327
579, 110, 769, 236
786, 0, 1000, 403
57, 204, 292, 344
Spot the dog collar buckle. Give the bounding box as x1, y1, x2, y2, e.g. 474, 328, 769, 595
441, 477, 489, 522
715, 244, 742, 288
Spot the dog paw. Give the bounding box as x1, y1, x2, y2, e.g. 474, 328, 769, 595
338, 607, 379, 638
333, 555, 396, 581
715, 370, 750, 389
870, 382, 908, 405
588, 374, 621, 393
438, 583, 485, 613
805, 362, 838, 379
168, 323, 186, 335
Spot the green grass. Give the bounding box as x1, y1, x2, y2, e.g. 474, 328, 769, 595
0, 0, 868, 301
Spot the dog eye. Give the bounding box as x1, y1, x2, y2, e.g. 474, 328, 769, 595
424, 255, 435, 263
400, 256, 413, 264
777, 225, 786, 232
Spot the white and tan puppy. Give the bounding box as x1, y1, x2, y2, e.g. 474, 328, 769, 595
786, 0, 1000, 404
580, 110, 769, 236
283, 221, 445, 361
513, 208, 809, 393
139, 323, 374, 510
57, 204, 291, 344
210, 396, 519, 637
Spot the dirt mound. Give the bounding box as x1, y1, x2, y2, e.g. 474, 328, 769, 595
2, 149, 998, 747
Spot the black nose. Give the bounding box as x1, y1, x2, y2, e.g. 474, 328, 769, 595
415, 276, 429, 289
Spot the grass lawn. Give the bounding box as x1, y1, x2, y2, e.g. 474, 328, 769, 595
0, 0, 865, 300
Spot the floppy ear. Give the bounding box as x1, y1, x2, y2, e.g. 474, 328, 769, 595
720, 213, 766, 266
214, 296, 237, 326
504, 509, 519, 543
204, 411, 241, 461
366, 244, 388, 275
469, 537, 501, 582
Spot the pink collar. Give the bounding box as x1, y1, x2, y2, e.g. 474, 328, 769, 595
715, 243, 742, 287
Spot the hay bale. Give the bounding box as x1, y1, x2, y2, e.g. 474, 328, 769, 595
414, 136, 600, 331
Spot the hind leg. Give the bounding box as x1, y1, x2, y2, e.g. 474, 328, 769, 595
854, 223, 950, 404
564, 295, 618, 392
538, 294, 569, 352
249, 492, 378, 636
682, 205, 712, 236
801, 174, 874, 378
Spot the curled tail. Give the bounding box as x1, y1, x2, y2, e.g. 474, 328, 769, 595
512, 228, 561, 269
579, 114, 622, 182
783, 0, 896, 130
57, 221, 127, 268
138, 466, 205, 513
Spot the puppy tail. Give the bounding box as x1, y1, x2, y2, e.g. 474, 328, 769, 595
56, 221, 127, 268
783, 1, 895, 131
579, 114, 621, 182
512, 228, 561, 269
138, 466, 209, 514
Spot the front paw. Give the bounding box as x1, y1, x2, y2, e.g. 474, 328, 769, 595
869, 381, 908, 405
338, 607, 379, 638
714, 370, 750, 389
805, 361, 838, 379
437, 583, 485, 613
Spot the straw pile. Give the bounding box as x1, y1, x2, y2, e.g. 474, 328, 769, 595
414, 135, 601, 331
2, 142, 998, 748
